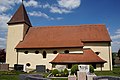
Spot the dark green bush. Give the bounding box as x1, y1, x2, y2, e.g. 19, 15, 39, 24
64, 68, 69, 76
90, 65, 94, 73
71, 64, 78, 75
52, 69, 59, 76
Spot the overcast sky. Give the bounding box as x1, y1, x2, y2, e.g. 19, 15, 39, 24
0, 0, 120, 52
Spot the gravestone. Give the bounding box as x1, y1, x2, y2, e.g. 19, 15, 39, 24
87, 73, 96, 80
36, 65, 46, 72
14, 64, 23, 71
68, 74, 76, 80
55, 65, 66, 71
77, 65, 89, 80
0, 64, 9, 71
78, 65, 89, 73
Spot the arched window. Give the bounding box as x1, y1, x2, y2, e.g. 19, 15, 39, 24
24, 51, 28, 54
64, 50, 69, 54
53, 51, 57, 54
43, 51, 47, 58
35, 51, 39, 54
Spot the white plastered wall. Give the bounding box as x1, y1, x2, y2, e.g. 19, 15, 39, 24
17, 48, 83, 69
6, 23, 29, 67
83, 42, 112, 71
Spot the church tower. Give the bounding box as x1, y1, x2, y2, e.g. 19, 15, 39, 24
6, 3, 32, 67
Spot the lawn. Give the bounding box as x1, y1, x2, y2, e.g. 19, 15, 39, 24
0, 75, 19, 80
95, 66, 120, 77
0, 67, 120, 80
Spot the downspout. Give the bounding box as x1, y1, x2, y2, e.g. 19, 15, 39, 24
16, 49, 19, 65
108, 42, 112, 71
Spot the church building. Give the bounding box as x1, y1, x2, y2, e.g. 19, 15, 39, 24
6, 3, 112, 71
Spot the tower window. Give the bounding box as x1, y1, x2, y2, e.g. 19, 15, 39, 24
64, 50, 69, 54
43, 51, 47, 58
53, 51, 57, 54
35, 51, 39, 54
24, 51, 28, 54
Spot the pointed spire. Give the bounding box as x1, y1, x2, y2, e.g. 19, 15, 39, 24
8, 3, 32, 26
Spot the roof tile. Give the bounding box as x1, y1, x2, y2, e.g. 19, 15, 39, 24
8, 3, 32, 26
16, 24, 111, 49
50, 49, 106, 63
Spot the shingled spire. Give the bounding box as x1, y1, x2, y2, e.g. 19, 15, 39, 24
8, 3, 32, 26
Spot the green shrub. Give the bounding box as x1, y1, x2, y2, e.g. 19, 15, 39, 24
89, 65, 94, 73
59, 73, 61, 77
64, 68, 69, 76
56, 74, 59, 77
71, 64, 78, 75
52, 69, 59, 76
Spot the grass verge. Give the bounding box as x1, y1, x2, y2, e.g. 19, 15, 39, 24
95, 66, 120, 77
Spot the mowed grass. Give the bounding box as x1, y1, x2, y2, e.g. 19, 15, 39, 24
0, 75, 19, 80
0, 71, 24, 80
0, 67, 120, 80
95, 66, 120, 77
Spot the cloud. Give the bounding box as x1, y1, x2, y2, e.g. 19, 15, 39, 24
0, 0, 21, 13
0, 37, 6, 49
110, 28, 120, 52
115, 29, 120, 34
111, 28, 120, 40
111, 41, 120, 52
28, 11, 63, 20
112, 41, 120, 45
28, 11, 49, 19
0, 14, 11, 30
49, 0, 81, 14
50, 6, 72, 14
111, 34, 120, 40
58, 0, 81, 10
42, 3, 50, 9
24, 0, 41, 7
0, 30, 7, 49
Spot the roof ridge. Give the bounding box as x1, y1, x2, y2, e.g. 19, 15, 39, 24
33, 25, 81, 28
32, 24, 105, 28
80, 24, 105, 26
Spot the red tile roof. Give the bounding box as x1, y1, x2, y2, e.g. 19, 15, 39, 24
50, 49, 106, 64
7, 3, 32, 26
16, 24, 111, 49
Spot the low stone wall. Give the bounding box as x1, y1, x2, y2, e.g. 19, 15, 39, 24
0, 64, 9, 71
93, 76, 120, 80
19, 74, 50, 80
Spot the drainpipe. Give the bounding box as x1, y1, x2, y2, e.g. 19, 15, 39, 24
108, 42, 112, 71
16, 49, 19, 65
